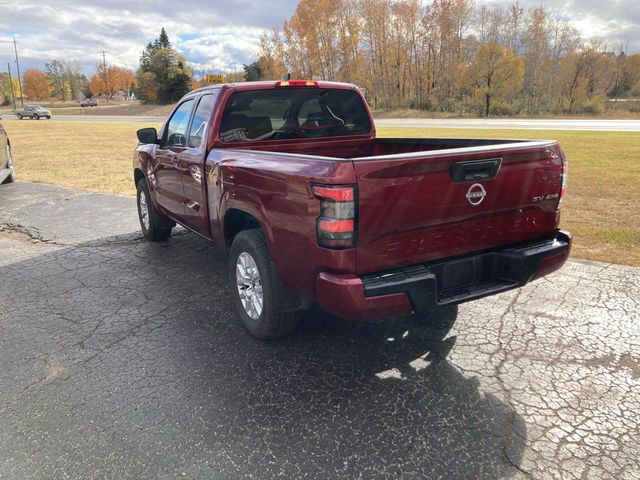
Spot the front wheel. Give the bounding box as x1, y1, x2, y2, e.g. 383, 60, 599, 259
33, 114, 39, 120
17, 114, 22, 120
229, 230, 300, 339
136, 178, 173, 241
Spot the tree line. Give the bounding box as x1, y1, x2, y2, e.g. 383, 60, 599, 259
1, 60, 136, 105
0, 28, 190, 106
3, 11, 640, 114
257, 0, 640, 115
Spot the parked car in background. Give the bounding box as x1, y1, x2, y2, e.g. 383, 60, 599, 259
0, 120, 15, 184
16, 105, 52, 120
80, 98, 98, 107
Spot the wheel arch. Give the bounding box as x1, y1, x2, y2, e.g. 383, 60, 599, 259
223, 208, 263, 246
133, 167, 164, 213
133, 167, 145, 185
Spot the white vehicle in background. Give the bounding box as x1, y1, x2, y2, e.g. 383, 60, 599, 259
16, 105, 52, 120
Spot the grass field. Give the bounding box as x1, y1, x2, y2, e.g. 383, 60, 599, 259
3, 119, 639, 265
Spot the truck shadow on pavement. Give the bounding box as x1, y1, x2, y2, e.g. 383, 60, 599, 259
0, 230, 527, 479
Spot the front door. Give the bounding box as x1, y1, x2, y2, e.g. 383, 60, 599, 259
177, 93, 218, 238
154, 98, 195, 220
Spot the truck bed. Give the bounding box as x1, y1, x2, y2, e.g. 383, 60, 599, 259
211, 135, 564, 276
222, 136, 544, 160
366, 137, 541, 157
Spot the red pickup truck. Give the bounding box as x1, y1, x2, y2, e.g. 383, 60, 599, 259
133, 80, 571, 339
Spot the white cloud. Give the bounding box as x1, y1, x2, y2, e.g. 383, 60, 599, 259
0, 0, 296, 75
175, 28, 264, 73
1, 0, 639, 78
480, 0, 640, 51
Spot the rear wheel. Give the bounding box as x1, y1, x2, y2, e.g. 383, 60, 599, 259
2, 144, 15, 184
136, 178, 173, 241
229, 230, 300, 339
17, 114, 22, 120
34, 114, 39, 120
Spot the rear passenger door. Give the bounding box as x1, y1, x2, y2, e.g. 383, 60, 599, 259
177, 92, 218, 238
154, 98, 194, 220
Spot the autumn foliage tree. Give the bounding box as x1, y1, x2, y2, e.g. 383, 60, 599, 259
259, 0, 638, 115
89, 65, 136, 98
22, 69, 51, 100
463, 43, 524, 116
0, 73, 21, 106
44, 59, 87, 101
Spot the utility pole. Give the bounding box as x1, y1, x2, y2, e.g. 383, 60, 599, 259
13, 38, 24, 107
101, 51, 108, 96
7, 63, 17, 111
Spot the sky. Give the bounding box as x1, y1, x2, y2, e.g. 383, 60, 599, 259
0, 0, 639, 78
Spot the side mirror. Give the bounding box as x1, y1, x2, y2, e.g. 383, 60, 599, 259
137, 127, 158, 144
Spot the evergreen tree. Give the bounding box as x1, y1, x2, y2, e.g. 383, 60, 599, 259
243, 61, 263, 81
136, 28, 192, 104
156, 28, 171, 49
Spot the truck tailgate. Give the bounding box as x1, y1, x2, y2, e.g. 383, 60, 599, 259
353, 141, 565, 274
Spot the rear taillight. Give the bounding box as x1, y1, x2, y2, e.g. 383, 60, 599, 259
311, 184, 357, 249
560, 159, 568, 202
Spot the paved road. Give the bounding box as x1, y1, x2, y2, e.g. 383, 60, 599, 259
1, 182, 639, 479
1, 114, 165, 123
3, 114, 640, 131
376, 118, 640, 132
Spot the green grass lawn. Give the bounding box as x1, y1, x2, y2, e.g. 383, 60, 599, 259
3, 119, 639, 265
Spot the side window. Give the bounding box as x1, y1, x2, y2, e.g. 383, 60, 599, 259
163, 99, 194, 147
187, 93, 217, 149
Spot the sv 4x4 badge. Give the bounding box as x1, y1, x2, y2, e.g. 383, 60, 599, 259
532, 193, 560, 202
466, 183, 487, 206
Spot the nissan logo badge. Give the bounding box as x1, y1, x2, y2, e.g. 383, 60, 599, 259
466, 183, 486, 206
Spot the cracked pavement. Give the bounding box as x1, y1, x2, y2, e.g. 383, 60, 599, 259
1, 182, 639, 479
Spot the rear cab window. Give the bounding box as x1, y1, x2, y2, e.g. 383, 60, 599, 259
219, 88, 371, 143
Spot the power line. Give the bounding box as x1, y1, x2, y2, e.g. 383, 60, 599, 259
102, 51, 108, 94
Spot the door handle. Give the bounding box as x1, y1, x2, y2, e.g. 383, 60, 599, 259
450, 158, 502, 182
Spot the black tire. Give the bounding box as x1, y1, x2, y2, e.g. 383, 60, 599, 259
17, 114, 22, 120
34, 114, 39, 120
2, 144, 15, 184
136, 178, 173, 241
229, 230, 300, 339
46, 116, 51, 119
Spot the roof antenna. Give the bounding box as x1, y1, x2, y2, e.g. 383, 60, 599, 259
281, 72, 291, 81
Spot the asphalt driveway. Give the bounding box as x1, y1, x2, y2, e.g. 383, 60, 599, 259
1, 182, 638, 479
